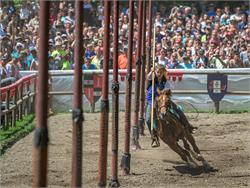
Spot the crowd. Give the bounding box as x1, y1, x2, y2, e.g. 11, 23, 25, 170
0, 1, 249, 81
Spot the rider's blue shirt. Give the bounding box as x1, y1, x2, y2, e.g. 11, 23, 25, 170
146, 78, 170, 107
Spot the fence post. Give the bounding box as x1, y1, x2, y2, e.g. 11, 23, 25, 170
139, 0, 146, 136
71, 0, 84, 187
32, 78, 37, 113
26, 83, 30, 115
5, 88, 10, 129
145, 0, 152, 87
32, 1, 50, 186
12, 86, 18, 127
121, 0, 134, 176
132, 0, 143, 151
110, 0, 120, 187
19, 82, 23, 120
16, 85, 20, 121
215, 101, 220, 113
98, 1, 111, 187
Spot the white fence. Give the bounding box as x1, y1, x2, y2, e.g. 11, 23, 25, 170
20, 68, 250, 113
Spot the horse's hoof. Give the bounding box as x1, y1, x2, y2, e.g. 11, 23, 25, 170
187, 156, 199, 169
109, 179, 120, 187
187, 162, 199, 169
203, 162, 216, 172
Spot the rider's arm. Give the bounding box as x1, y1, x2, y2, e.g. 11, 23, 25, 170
147, 68, 154, 80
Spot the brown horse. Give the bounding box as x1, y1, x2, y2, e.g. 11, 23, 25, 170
155, 89, 214, 172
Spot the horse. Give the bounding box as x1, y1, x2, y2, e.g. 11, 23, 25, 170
154, 88, 214, 172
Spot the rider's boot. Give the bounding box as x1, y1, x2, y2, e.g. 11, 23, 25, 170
177, 109, 197, 133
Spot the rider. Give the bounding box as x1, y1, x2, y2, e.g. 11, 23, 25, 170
145, 64, 197, 147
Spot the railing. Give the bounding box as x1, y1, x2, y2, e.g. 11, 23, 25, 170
20, 69, 250, 96
20, 68, 250, 113
0, 74, 37, 129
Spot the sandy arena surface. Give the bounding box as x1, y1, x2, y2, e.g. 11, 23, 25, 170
0, 112, 250, 187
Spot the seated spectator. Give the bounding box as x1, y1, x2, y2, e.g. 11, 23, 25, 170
178, 55, 194, 69
0, 55, 8, 80
85, 43, 95, 59
229, 51, 245, 68
157, 48, 168, 67
82, 57, 97, 70
61, 52, 72, 70
91, 46, 103, 69
195, 49, 208, 68
240, 44, 250, 67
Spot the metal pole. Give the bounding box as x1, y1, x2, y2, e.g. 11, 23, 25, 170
98, 1, 111, 187
139, 0, 146, 136
110, 0, 120, 187
145, 0, 152, 88
71, 1, 83, 187
32, 1, 49, 187
131, 0, 143, 150
121, 0, 134, 175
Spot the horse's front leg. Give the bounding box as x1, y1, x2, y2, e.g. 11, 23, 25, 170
184, 132, 215, 172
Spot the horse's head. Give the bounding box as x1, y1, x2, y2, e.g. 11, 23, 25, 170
156, 88, 171, 119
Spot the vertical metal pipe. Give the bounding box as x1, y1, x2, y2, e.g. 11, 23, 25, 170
32, 1, 49, 187
110, 0, 120, 187
139, 0, 146, 136
98, 1, 111, 187
121, 0, 134, 175
145, 0, 152, 88
71, 1, 83, 187
131, 0, 143, 150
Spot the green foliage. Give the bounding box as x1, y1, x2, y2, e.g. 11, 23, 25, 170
0, 114, 35, 156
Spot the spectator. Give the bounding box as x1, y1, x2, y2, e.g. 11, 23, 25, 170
118, 46, 128, 69
91, 46, 103, 69
0, 1, 248, 75
82, 57, 97, 70
195, 49, 208, 69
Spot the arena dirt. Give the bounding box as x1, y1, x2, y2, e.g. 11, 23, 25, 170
0, 113, 250, 187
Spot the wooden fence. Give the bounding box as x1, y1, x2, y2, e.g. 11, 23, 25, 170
0, 74, 37, 129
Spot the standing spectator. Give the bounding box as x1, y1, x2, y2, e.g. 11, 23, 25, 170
0, 55, 8, 80
240, 44, 250, 67
26, 46, 37, 69
91, 46, 103, 69
118, 46, 128, 69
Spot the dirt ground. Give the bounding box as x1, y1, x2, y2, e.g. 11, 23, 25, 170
0, 112, 250, 188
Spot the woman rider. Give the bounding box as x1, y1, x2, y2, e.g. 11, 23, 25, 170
145, 64, 197, 147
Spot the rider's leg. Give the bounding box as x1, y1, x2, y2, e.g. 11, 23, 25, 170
145, 102, 152, 135
170, 101, 197, 132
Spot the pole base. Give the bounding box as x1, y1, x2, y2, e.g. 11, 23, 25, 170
120, 153, 130, 175
109, 179, 120, 187
138, 118, 145, 136
98, 182, 106, 188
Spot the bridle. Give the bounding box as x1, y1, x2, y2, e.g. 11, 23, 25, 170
156, 94, 171, 117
